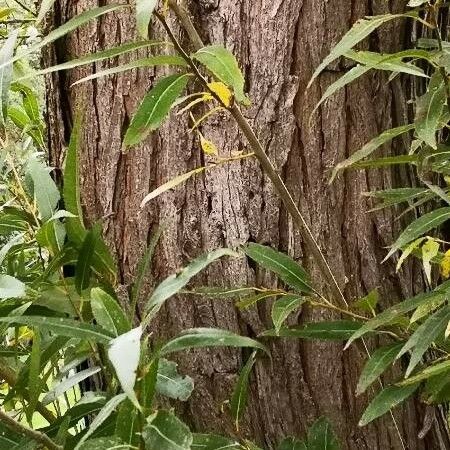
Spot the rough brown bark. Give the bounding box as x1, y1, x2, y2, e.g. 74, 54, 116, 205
45, 1, 447, 449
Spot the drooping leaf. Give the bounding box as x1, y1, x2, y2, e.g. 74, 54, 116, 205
192, 433, 241, 450
115, 399, 140, 447
156, 358, 194, 401
0, 274, 26, 299
236, 291, 282, 310
397, 305, 450, 377
422, 238, 440, 284
330, 124, 414, 182
0, 30, 17, 126
307, 417, 340, 450
0, 316, 113, 342
359, 383, 419, 426
308, 13, 416, 88
144, 248, 237, 319
141, 167, 205, 208
353, 289, 379, 314
243, 243, 313, 293
27, 329, 41, 420
142, 410, 193, 450
396, 237, 427, 271
124, 73, 191, 147
356, 343, 403, 395
415, 73, 446, 149
193, 45, 249, 105
75, 227, 97, 294
91, 287, 131, 336
410, 293, 446, 324
75, 393, 127, 449
72, 55, 188, 86
271, 295, 305, 334
398, 359, 450, 386
160, 328, 268, 356
384, 207, 450, 261
136, 0, 158, 39
230, 351, 256, 430
108, 326, 143, 409
263, 320, 362, 340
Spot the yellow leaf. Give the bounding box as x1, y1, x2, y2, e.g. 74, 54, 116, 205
441, 249, 450, 278
422, 238, 439, 284
199, 133, 218, 156
208, 81, 233, 107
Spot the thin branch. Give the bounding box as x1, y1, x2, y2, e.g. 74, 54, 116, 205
0, 409, 62, 450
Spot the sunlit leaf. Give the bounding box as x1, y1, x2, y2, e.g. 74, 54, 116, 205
0, 30, 17, 126
136, 0, 158, 39
0, 274, 25, 299
422, 238, 440, 284
398, 359, 450, 386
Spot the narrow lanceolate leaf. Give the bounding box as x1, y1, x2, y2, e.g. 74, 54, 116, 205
243, 243, 313, 293
397, 305, 450, 377
27, 330, 41, 417
398, 359, 450, 386
108, 326, 143, 409
271, 295, 306, 333
43, 366, 101, 405
193, 45, 249, 105
307, 417, 340, 450
0, 274, 25, 299
345, 290, 446, 348
136, 0, 158, 39
330, 124, 414, 182
91, 287, 131, 336
23, 41, 164, 80
230, 352, 256, 430
75, 393, 127, 449
115, 400, 139, 447
144, 248, 237, 319
124, 73, 191, 147
72, 55, 188, 86
78, 437, 125, 450
308, 13, 416, 88
192, 433, 241, 450
143, 410, 193, 450
263, 320, 362, 340
415, 73, 446, 149
422, 239, 440, 284
356, 343, 403, 395
75, 227, 96, 294
359, 383, 419, 426
156, 358, 194, 401
0, 30, 17, 126
0, 316, 113, 342
384, 207, 450, 261
141, 167, 205, 208
160, 328, 268, 356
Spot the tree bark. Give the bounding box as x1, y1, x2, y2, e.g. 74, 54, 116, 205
45, 1, 447, 449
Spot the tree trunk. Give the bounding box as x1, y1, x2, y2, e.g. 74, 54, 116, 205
45, 1, 448, 449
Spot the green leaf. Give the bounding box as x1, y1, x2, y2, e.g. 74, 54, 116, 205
27, 329, 41, 419
160, 328, 268, 356
422, 238, 440, 284
345, 289, 446, 348
141, 167, 205, 207
236, 291, 282, 310
142, 410, 193, 450
193, 45, 249, 105
20, 41, 163, 80
91, 287, 131, 336
356, 343, 403, 395
75, 393, 127, 449
0, 30, 17, 126
410, 293, 446, 324
72, 55, 188, 86
230, 351, 256, 430
26, 155, 60, 221
308, 13, 416, 88
78, 436, 125, 450
75, 227, 97, 294
307, 417, 340, 450
408, 0, 429, 5
124, 73, 191, 147
271, 295, 305, 334
277, 437, 307, 450
144, 248, 237, 320
415, 73, 446, 149
0, 274, 25, 299
192, 433, 241, 450
350, 154, 417, 169
108, 326, 142, 409
359, 383, 419, 426
397, 305, 450, 377
353, 289, 379, 314
115, 399, 140, 447
398, 359, 450, 386
243, 243, 313, 293
0, 316, 113, 342
43, 366, 101, 405
136, 0, 158, 38
330, 124, 414, 182
384, 207, 450, 261
263, 320, 362, 340
156, 358, 194, 401
36, 219, 66, 254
